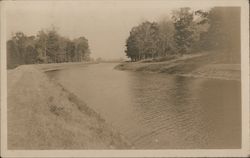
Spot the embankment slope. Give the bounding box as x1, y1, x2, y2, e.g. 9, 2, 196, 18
7, 65, 130, 149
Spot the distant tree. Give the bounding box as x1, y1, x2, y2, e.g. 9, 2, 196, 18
46, 28, 60, 63
158, 19, 176, 56
12, 32, 27, 64
195, 10, 209, 25
172, 8, 195, 54
36, 30, 48, 63
145, 22, 160, 58
7, 27, 91, 68
24, 36, 38, 64
7, 39, 19, 69
123, 7, 240, 64
125, 21, 161, 61
199, 7, 240, 63
65, 39, 75, 62
136, 21, 160, 59
74, 37, 91, 61
7, 33, 40, 68
125, 31, 140, 61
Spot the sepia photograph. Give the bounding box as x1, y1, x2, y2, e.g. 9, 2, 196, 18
0, 0, 249, 157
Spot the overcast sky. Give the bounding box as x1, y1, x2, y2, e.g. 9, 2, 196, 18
4, 1, 215, 59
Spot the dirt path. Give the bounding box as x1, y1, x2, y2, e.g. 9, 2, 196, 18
7, 65, 131, 149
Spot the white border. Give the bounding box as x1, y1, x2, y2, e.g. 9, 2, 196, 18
1, 1, 8, 157
1, 0, 249, 157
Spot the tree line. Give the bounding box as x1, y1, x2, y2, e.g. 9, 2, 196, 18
7, 27, 91, 69
125, 7, 240, 63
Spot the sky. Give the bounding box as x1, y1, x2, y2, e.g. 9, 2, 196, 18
4, 0, 215, 59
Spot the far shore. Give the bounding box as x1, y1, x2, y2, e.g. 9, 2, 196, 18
33, 61, 98, 72
8, 55, 241, 82
115, 53, 241, 81
20, 61, 123, 72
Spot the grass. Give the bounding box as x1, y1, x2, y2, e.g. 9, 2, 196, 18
7, 65, 131, 149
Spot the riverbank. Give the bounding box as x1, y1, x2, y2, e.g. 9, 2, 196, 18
115, 53, 241, 81
33, 61, 98, 71
7, 64, 131, 149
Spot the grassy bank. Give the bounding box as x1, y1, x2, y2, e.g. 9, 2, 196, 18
7, 64, 131, 149
115, 53, 240, 81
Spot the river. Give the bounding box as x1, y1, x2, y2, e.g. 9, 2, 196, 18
46, 63, 241, 149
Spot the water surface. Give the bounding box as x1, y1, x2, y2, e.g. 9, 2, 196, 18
47, 63, 241, 149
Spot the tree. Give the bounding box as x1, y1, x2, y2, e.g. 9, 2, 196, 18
65, 40, 75, 62
158, 19, 176, 56
24, 36, 38, 64
125, 21, 161, 61
7, 39, 19, 69
12, 32, 27, 64
172, 8, 195, 54
7, 27, 91, 68
36, 30, 48, 63
46, 28, 60, 63
74, 37, 91, 61
7, 33, 40, 68
198, 7, 240, 63
125, 31, 140, 61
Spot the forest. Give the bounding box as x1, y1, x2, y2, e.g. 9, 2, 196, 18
7, 27, 91, 69
7, 7, 240, 69
125, 7, 240, 63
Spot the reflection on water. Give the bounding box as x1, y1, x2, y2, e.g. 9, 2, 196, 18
47, 63, 241, 149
